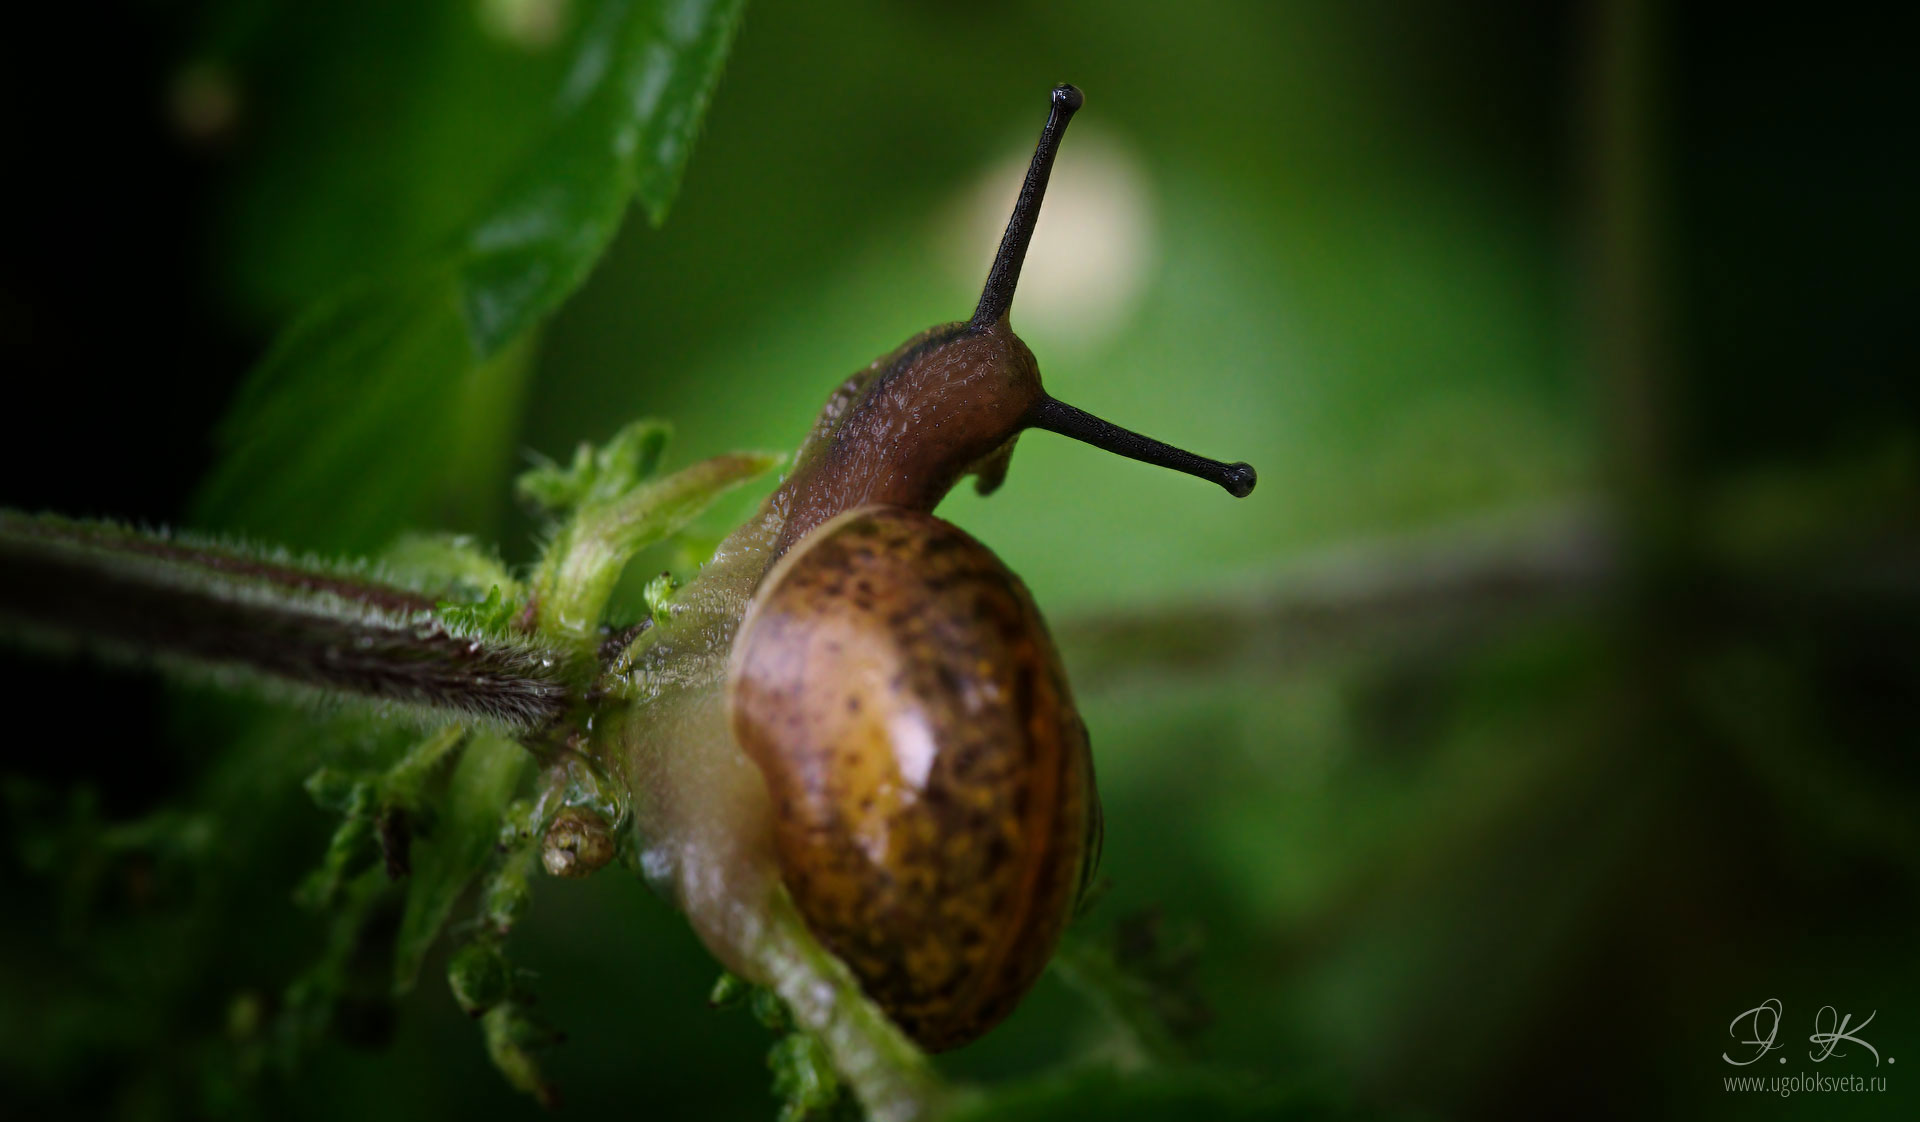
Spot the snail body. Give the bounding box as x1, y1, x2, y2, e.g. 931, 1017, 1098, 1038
610, 84, 1253, 1054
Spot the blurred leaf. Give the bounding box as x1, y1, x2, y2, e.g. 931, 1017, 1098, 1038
447, 940, 514, 1017
276, 866, 390, 1063
195, 0, 749, 553
481, 1001, 563, 1108
1050, 912, 1210, 1069
382, 533, 523, 602
460, 0, 749, 355
215, 0, 566, 320
393, 734, 530, 992
767, 1031, 853, 1122
193, 272, 534, 554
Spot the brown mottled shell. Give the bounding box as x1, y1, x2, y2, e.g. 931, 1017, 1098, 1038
728, 506, 1097, 1051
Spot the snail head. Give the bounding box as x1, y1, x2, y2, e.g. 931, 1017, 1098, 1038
775, 84, 1255, 552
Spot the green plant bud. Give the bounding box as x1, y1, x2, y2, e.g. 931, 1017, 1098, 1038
293, 815, 372, 911
514, 420, 672, 514
481, 861, 533, 933
302, 766, 364, 813
435, 584, 521, 634
515, 445, 597, 513
768, 1031, 841, 1118
481, 1004, 558, 1108
708, 971, 750, 1009
748, 986, 791, 1032
642, 570, 679, 624
496, 797, 543, 849
448, 942, 513, 1017
591, 419, 672, 495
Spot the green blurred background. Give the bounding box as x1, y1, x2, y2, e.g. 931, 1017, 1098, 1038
2, 1, 1914, 1119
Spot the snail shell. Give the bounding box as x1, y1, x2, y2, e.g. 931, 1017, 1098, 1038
729, 505, 1098, 1051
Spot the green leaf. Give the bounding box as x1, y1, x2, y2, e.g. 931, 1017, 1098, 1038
708, 970, 751, 1009
641, 569, 680, 624
380, 725, 472, 813
196, 0, 749, 552
481, 1001, 562, 1108
459, 0, 748, 355
277, 866, 392, 1064
447, 941, 513, 1017
1049, 913, 1210, 1069
193, 273, 535, 554
769, 1031, 851, 1122
515, 418, 673, 514
393, 734, 531, 992
531, 449, 779, 641
435, 585, 523, 635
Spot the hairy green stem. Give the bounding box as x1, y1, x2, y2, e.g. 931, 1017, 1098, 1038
0, 512, 572, 730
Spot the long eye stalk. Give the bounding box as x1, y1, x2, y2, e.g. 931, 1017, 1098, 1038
976, 83, 1256, 499
1026, 397, 1257, 498
972, 84, 1083, 330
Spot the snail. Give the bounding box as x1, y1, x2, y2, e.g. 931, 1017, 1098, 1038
607, 83, 1253, 1056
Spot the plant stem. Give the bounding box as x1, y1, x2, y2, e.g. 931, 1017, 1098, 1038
0, 512, 573, 730
1057, 504, 1615, 690
755, 890, 950, 1122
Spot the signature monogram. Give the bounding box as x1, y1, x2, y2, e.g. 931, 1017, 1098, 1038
1723, 999, 1884, 1066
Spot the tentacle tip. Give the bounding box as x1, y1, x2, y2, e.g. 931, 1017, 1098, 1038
1222, 462, 1257, 498
1052, 83, 1084, 114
